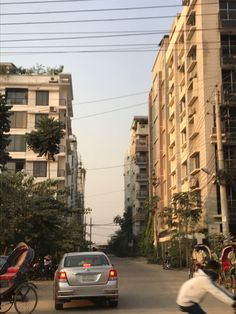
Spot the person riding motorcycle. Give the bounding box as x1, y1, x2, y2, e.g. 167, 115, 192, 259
177, 259, 236, 314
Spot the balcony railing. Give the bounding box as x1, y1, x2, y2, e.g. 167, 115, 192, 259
220, 10, 236, 28
136, 173, 148, 181
135, 156, 148, 164
136, 191, 148, 199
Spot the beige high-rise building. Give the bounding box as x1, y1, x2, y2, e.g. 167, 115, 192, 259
0, 63, 81, 209
149, 0, 236, 242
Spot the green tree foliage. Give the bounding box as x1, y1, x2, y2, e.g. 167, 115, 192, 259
26, 117, 65, 161
139, 196, 159, 262
0, 172, 84, 259
108, 207, 134, 257
160, 191, 202, 267
0, 94, 12, 170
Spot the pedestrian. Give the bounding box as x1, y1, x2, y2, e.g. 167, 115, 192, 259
176, 259, 236, 314
163, 251, 171, 269
43, 255, 52, 280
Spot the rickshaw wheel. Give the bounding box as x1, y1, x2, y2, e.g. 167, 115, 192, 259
0, 297, 14, 313
14, 283, 38, 314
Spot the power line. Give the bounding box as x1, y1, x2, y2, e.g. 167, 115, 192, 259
72, 102, 147, 120
0, 1, 222, 8
0, 28, 226, 43
0, 13, 220, 26
0, 31, 164, 43
0, 0, 97, 5
87, 165, 124, 171
2, 43, 159, 49
0, 4, 183, 16
77, 91, 148, 105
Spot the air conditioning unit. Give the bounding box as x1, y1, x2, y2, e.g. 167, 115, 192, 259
49, 106, 58, 113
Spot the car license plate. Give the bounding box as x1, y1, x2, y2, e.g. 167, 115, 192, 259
82, 275, 96, 282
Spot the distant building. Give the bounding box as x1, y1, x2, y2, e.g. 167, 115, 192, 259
149, 0, 236, 241
124, 116, 149, 236
0, 62, 84, 210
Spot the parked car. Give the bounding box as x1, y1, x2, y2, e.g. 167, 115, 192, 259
53, 251, 118, 310
0, 255, 7, 268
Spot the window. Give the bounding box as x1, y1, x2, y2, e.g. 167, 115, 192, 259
9, 112, 27, 128
64, 254, 109, 268
182, 161, 188, 178
181, 128, 187, 145
36, 91, 49, 106
171, 172, 176, 187
194, 153, 200, 169
6, 160, 25, 173
6, 88, 28, 105
35, 114, 48, 128
33, 161, 47, 177
7, 135, 26, 152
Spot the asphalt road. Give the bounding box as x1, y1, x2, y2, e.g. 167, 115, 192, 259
5, 256, 235, 314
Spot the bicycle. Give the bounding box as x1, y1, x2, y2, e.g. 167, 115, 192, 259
0, 243, 38, 314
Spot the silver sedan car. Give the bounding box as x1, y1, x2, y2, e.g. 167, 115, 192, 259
53, 251, 118, 310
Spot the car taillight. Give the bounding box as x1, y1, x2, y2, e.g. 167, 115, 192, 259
58, 271, 67, 282
108, 269, 118, 281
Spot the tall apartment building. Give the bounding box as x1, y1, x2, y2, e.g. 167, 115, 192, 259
149, 0, 236, 242
124, 116, 149, 236
0, 62, 80, 209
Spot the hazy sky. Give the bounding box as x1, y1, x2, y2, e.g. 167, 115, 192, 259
1, 0, 180, 244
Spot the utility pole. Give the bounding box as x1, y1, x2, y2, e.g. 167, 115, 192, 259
151, 171, 159, 254
89, 216, 92, 250
215, 86, 229, 235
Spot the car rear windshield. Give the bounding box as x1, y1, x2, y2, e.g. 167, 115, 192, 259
64, 255, 110, 267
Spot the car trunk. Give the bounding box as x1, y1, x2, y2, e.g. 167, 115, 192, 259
65, 266, 110, 286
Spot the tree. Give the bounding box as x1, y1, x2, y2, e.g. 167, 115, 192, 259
0, 172, 85, 258
160, 191, 202, 267
108, 207, 134, 257
26, 117, 65, 178
140, 196, 160, 263
0, 94, 12, 171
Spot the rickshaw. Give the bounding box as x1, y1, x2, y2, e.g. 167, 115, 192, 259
219, 243, 236, 294
188, 244, 211, 278
0, 243, 38, 314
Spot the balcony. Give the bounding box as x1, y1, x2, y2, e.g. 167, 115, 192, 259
188, 106, 196, 121
210, 126, 236, 144
136, 191, 148, 199
221, 55, 236, 68
59, 98, 67, 107
135, 143, 148, 152
220, 10, 236, 30
57, 169, 65, 177
189, 126, 199, 140
135, 211, 146, 221
136, 173, 148, 182
135, 156, 148, 164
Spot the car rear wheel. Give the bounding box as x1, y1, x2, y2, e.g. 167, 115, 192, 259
108, 300, 118, 308
54, 302, 63, 310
